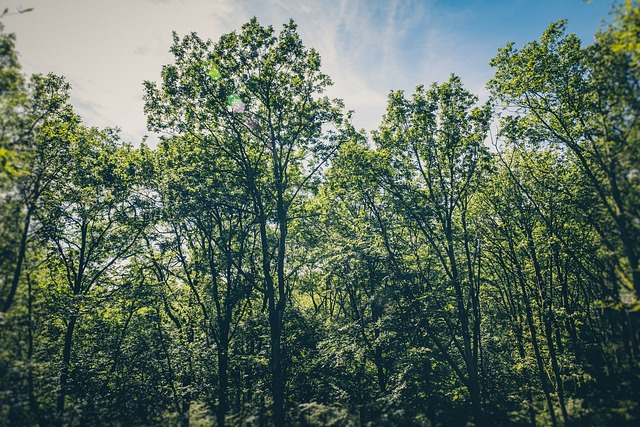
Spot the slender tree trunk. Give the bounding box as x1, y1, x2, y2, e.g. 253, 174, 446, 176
257, 205, 286, 427
523, 285, 557, 426
370, 291, 387, 393
27, 273, 42, 425
2, 207, 32, 313
445, 227, 483, 425
181, 373, 191, 427
515, 324, 537, 427
272, 230, 286, 427
561, 263, 582, 363
516, 268, 558, 427
217, 327, 230, 427
272, 167, 288, 427
462, 209, 484, 421
526, 229, 569, 424
179, 324, 195, 427
250, 148, 288, 427
270, 320, 285, 427
57, 314, 78, 427
373, 337, 387, 393
502, 228, 558, 427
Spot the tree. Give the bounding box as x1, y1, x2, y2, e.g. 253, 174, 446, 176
148, 134, 258, 426
373, 75, 491, 425
36, 127, 149, 426
144, 18, 344, 426
488, 4, 640, 305
0, 68, 78, 314
317, 137, 402, 422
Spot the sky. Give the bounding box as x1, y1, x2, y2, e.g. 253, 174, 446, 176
2, 0, 615, 145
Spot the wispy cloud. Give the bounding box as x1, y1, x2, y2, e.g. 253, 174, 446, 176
2, 0, 612, 144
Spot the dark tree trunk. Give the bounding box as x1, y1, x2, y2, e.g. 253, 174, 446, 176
217, 329, 230, 427
2, 207, 32, 313
526, 229, 568, 424
57, 314, 78, 427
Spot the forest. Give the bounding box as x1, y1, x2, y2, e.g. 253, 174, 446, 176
0, 1, 639, 426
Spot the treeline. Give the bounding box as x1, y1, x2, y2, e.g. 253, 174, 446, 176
1, 2, 639, 426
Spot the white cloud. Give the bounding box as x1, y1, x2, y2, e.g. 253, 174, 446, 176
1, 0, 612, 145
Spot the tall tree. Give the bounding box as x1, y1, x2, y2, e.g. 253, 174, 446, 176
0, 67, 78, 314
144, 18, 343, 425
149, 134, 258, 426
36, 127, 148, 426
374, 75, 492, 425
488, 4, 640, 304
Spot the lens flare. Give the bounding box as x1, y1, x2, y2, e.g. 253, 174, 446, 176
227, 94, 245, 113
208, 62, 221, 80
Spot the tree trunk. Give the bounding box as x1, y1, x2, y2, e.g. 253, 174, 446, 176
515, 324, 537, 427
445, 226, 483, 425
270, 321, 285, 427
2, 207, 32, 313
516, 268, 558, 427
272, 163, 288, 427
526, 229, 568, 424
257, 204, 286, 427
27, 273, 42, 425
217, 329, 230, 427
57, 314, 78, 427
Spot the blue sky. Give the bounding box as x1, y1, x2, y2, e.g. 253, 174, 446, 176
2, 0, 615, 145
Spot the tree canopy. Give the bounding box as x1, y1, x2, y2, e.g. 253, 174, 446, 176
1, 3, 639, 426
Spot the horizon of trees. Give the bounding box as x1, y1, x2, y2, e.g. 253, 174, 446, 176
1, 1, 639, 426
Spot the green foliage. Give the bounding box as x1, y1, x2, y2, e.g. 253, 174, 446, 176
489, 4, 640, 306
2, 6, 640, 427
